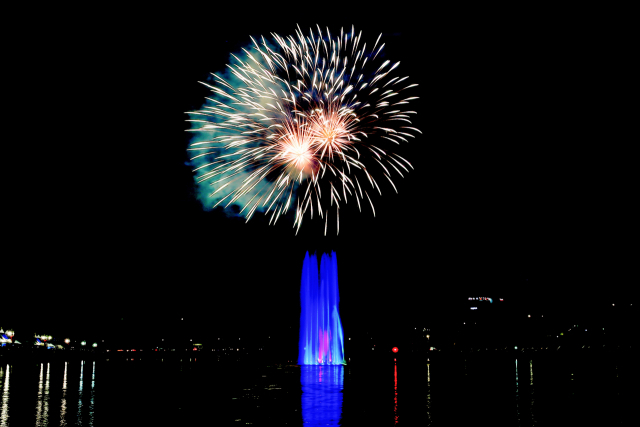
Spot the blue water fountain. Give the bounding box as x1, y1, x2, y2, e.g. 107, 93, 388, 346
298, 251, 345, 365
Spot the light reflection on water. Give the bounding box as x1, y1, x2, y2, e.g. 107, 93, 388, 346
0, 355, 631, 426
1, 365, 9, 427
0, 360, 96, 427
75, 361, 96, 426
393, 362, 398, 425
426, 363, 431, 425
35, 363, 50, 426
514, 358, 536, 425
76, 360, 96, 427
515, 358, 519, 423
300, 365, 344, 426
60, 362, 67, 426
529, 359, 535, 424
78, 361, 84, 425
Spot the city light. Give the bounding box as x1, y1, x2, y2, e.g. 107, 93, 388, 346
1, 295, 628, 370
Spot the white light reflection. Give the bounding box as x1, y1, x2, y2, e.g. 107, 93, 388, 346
1, 365, 9, 427
61, 362, 68, 426
88, 361, 95, 426
529, 359, 533, 386
426, 363, 432, 424
44, 363, 50, 425
35, 363, 51, 426
515, 358, 520, 424
35, 364, 43, 421
529, 359, 535, 424
78, 361, 84, 425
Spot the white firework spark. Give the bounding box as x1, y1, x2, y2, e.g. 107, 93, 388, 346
186, 24, 421, 234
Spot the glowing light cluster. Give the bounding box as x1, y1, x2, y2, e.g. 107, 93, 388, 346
187, 25, 420, 233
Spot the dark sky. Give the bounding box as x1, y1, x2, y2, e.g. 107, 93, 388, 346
5, 7, 633, 336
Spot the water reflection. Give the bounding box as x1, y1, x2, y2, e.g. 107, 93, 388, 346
0, 356, 629, 425
76, 360, 95, 427
530, 359, 535, 424
515, 358, 536, 425
89, 361, 95, 426
426, 363, 431, 425
394, 362, 398, 424
300, 365, 344, 426
1, 365, 9, 427
78, 360, 84, 425
61, 362, 68, 426
35, 363, 51, 426
515, 358, 519, 424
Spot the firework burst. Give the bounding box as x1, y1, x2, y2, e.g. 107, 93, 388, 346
186, 24, 421, 234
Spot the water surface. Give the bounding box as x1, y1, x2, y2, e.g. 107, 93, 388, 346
0, 352, 632, 426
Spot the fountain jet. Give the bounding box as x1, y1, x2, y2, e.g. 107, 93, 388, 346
298, 251, 345, 365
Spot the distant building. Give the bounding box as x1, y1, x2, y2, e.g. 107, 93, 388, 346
0, 327, 16, 345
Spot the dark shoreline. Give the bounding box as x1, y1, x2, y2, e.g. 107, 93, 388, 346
1, 346, 634, 365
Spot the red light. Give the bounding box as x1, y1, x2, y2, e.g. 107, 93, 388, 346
193, 347, 197, 351
392, 347, 399, 353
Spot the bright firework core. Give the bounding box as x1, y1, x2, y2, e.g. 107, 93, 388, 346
281, 110, 352, 176
308, 110, 353, 158
187, 25, 420, 233
278, 125, 318, 176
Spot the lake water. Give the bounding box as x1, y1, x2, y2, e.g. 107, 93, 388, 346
0, 352, 633, 426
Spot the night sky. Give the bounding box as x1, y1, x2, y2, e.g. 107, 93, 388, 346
6, 7, 633, 340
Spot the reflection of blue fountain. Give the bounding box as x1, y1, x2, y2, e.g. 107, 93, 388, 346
300, 365, 344, 426
298, 251, 345, 365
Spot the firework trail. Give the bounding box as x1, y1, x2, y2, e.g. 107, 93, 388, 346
186, 25, 421, 234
